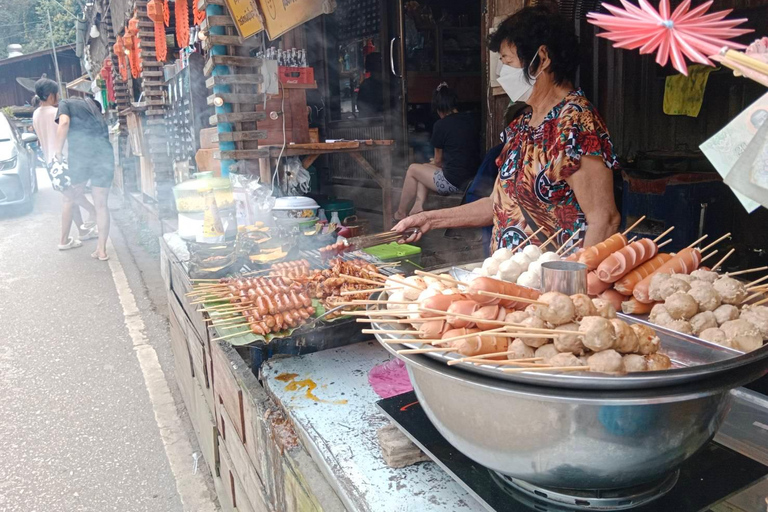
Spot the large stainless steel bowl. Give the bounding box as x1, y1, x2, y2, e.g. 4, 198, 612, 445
382, 340, 768, 490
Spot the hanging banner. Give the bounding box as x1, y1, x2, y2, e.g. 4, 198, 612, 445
224, 0, 265, 39
256, 0, 335, 40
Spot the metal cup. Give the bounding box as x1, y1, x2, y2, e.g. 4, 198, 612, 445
541, 261, 588, 295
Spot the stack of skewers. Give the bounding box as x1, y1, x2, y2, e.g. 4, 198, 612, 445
465, 215, 768, 353
348, 271, 672, 374
187, 258, 399, 341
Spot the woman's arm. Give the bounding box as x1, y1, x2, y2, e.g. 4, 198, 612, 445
392, 197, 494, 243
432, 148, 443, 167
565, 156, 621, 247
55, 114, 70, 160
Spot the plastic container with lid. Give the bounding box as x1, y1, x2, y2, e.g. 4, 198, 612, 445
364, 242, 422, 265
173, 175, 234, 212
272, 196, 320, 219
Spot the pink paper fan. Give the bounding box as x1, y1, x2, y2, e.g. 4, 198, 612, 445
587, 0, 753, 75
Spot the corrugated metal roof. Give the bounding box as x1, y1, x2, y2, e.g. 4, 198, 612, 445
0, 44, 77, 67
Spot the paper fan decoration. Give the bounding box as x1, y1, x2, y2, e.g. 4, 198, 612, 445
587, 0, 753, 75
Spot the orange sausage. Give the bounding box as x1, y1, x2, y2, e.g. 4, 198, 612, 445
420, 294, 467, 318
632, 248, 702, 303
621, 297, 655, 315
446, 300, 481, 329
452, 333, 509, 357
598, 289, 628, 311
614, 254, 674, 295
596, 238, 658, 283
565, 248, 585, 262
467, 277, 541, 310
578, 233, 628, 270
587, 271, 612, 296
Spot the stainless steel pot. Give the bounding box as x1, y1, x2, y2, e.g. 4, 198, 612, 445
381, 340, 768, 490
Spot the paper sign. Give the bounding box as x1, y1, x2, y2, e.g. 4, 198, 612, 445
700, 91, 768, 213
257, 0, 334, 40
224, 0, 264, 39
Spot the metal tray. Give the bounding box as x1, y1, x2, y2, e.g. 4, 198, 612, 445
369, 266, 768, 391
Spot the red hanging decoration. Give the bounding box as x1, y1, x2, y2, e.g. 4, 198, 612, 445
101, 58, 116, 102
114, 38, 128, 82
175, 0, 190, 48
193, 0, 206, 26
127, 16, 142, 79
163, 0, 170, 27
147, 0, 168, 62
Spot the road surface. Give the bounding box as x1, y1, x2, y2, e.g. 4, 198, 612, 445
0, 170, 217, 511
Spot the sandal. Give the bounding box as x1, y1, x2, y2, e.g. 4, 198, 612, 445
58, 238, 83, 251
80, 226, 99, 241
91, 251, 110, 261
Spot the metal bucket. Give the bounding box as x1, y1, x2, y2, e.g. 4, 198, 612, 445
541, 261, 588, 295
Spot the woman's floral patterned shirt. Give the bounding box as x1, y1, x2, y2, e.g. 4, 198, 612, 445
491, 89, 618, 251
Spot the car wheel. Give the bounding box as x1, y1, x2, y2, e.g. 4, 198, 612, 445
31, 167, 38, 193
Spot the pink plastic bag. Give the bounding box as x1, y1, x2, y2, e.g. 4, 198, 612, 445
368, 358, 413, 399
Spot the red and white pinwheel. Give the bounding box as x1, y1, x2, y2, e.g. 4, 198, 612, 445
587, 0, 752, 75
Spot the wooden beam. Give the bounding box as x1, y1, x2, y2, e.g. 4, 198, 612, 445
206, 74, 263, 88
204, 55, 263, 76
205, 15, 235, 27
212, 130, 268, 143
209, 112, 267, 124
215, 149, 270, 160
202, 34, 260, 51
206, 93, 264, 106
141, 70, 164, 78
198, 0, 225, 8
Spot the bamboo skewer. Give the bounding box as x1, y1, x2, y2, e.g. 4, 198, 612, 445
622, 215, 646, 236
339, 287, 398, 297
212, 330, 254, 341
448, 353, 543, 365
745, 275, 768, 288
686, 234, 708, 249
657, 239, 673, 249
652, 226, 675, 243
753, 296, 768, 307
701, 233, 732, 253
727, 266, 768, 277
397, 347, 454, 354
559, 243, 581, 257
191, 278, 224, 282
742, 291, 767, 304
627, 236, 637, 244
414, 270, 465, 287
699, 250, 718, 264
340, 300, 414, 305
342, 309, 413, 316
362, 329, 423, 335
355, 317, 448, 324
465, 360, 552, 367
337, 274, 390, 287
711, 248, 736, 272
556, 231, 582, 255
475, 290, 546, 306
417, 308, 582, 335
541, 228, 563, 250
518, 226, 546, 249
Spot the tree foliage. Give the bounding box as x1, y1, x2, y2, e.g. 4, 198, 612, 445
0, 0, 83, 59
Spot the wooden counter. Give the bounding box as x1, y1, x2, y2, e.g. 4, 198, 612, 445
161, 235, 345, 511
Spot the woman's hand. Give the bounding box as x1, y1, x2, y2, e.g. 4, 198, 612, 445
392, 212, 434, 243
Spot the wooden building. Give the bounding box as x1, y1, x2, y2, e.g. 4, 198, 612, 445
0, 45, 81, 108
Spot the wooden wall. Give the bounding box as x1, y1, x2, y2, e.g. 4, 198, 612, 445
484, 0, 525, 148
0, 50, 82, 108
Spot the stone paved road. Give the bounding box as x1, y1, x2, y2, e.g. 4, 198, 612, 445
0, 170, 216, 511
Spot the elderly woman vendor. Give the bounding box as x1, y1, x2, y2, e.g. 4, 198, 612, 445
394, 6, 621, 251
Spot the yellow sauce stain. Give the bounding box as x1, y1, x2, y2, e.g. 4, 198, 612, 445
275, 374, 347, 404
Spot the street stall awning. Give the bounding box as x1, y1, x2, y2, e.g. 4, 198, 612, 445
66, 74, 93, 94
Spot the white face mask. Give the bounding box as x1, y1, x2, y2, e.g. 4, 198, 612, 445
496, 51, 543, 102
497, 64, 534, 102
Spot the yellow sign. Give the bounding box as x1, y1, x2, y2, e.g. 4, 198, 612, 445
256, 0, 334, 40
223, 0, 265, 39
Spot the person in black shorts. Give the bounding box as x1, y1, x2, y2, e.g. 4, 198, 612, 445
55, 94, 115, 261
394, 83, 480, 221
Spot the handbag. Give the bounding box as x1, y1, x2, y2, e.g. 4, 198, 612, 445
47, 157, 73, 192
